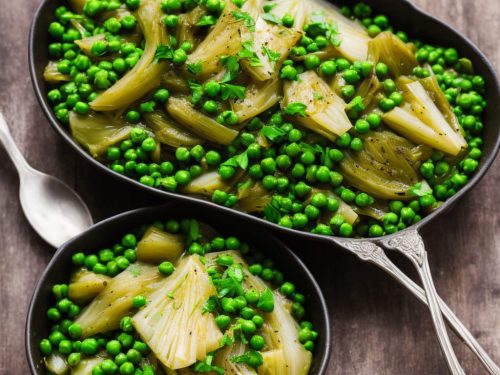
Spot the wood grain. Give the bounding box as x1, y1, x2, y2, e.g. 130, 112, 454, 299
0, 0, 499, 374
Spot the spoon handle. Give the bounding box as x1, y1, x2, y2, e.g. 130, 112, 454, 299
337, 238, 500, 375
381, 230, 465, 375
0, 112, 30, 175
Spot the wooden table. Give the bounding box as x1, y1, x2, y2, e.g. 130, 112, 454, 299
0, 0, 499, 373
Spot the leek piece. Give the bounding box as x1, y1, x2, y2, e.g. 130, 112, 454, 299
241, 17, 301, 82
186, 2, 245, 80
213, 342, 258, 375
355, 73, 382, 111
339, 130, 427, 200
136, 225, 184, 263
260, 292, 312, 375
43, 61, 71, 83
265, 0, 307, 31
231, 79, 282, 122
161, 71, 191, 95
176, 7, 206, 47
71, 354, 107, 375
419, 76, 463, 135
368, 32, 417, 76
167, 97, 238, 145
283, 71, 352, 141
382, 107, 463, 156
75, 34, 107, 57
309, 2, 371, 61
69, 112, 132, 158
258, 350, 287, 375
74, 263, 162, 337
44, 352, 69, 375
314, 190, 359, 226
182, 171, 230, 197
143, 111, 204, 148
237, 182, 272, 213
68, 269, 111, 305
90, 0, 169, 111
132, 256, 223, 369
402, 79, 466, 151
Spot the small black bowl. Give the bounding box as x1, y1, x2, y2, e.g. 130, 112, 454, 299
25, 201, 331, 374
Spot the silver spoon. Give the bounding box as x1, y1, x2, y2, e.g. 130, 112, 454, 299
0, 112, 93, 247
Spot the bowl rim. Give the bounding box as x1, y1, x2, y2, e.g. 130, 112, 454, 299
28, 0, 500, 248
25, 203, 332, 374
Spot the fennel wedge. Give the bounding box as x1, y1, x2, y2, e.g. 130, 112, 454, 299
132, 256, 222, 369
90, 0, 169, 111
283, 71, 352, 140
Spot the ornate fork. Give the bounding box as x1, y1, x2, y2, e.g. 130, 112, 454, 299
336, 229, 500, 375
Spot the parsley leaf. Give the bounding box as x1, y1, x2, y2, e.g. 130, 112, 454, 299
284, 102, 308, 117
232, 11, 256, 31
154, 45, 174, 62
409, 182, 432, 197
220, 334, 233, 347
220, 83, 246, 100
307, 11, 342, 47
261, 12, 281, 25
238, 40, 262, 67
220, 55, 240, 83
187, 61, 203, 76
202, 296, 217, 314
194, 353, 224, 374
213, 264, 245, 297
188, 80, 204, 104
263, 197, 282, 223
261, 125, 287, 142
262, 46, 281, 63
221, 152, 249, 170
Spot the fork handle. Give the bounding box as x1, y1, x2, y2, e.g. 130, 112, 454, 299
337, 237, 500, 375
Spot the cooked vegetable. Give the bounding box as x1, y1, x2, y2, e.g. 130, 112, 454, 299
74, 263, 161, 337
69, 112, 132, 158
90, 0, 169, 111
368, 32, 418, 76
136, 225, 184, 263
44, 0, 487, 239
231, 79, 282, 122
133, 256, 222, 369
283, 71, 352, 140
186, 2, 246, 80
339, 131, 430, 199
143, 111, 204, 148
68, 269, 111, 305
183, 170, 230, 196
260, 293, 312, 375
167, 97, 239, 145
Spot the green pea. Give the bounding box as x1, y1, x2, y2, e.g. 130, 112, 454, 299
343, 69, 361, 84
280, 65, 298, 80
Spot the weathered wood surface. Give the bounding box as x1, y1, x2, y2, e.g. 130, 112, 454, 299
0, 0, 499, 373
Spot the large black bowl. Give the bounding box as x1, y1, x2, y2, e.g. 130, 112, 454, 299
25, 201, 331, 374
29, 0, 500, 245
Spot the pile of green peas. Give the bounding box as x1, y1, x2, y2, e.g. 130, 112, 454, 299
40, 219, 318, 374
45, 0, 486, 239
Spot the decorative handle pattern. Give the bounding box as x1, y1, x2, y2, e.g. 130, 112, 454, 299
337, 236, 499, 374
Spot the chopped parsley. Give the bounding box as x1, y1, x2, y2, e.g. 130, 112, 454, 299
284, 102, 308, 117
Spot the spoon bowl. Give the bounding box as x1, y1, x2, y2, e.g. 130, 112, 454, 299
0, 112, 93, 248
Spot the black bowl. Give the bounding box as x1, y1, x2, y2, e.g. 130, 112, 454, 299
25, 201, 331, 374
29, 0, 500, 245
